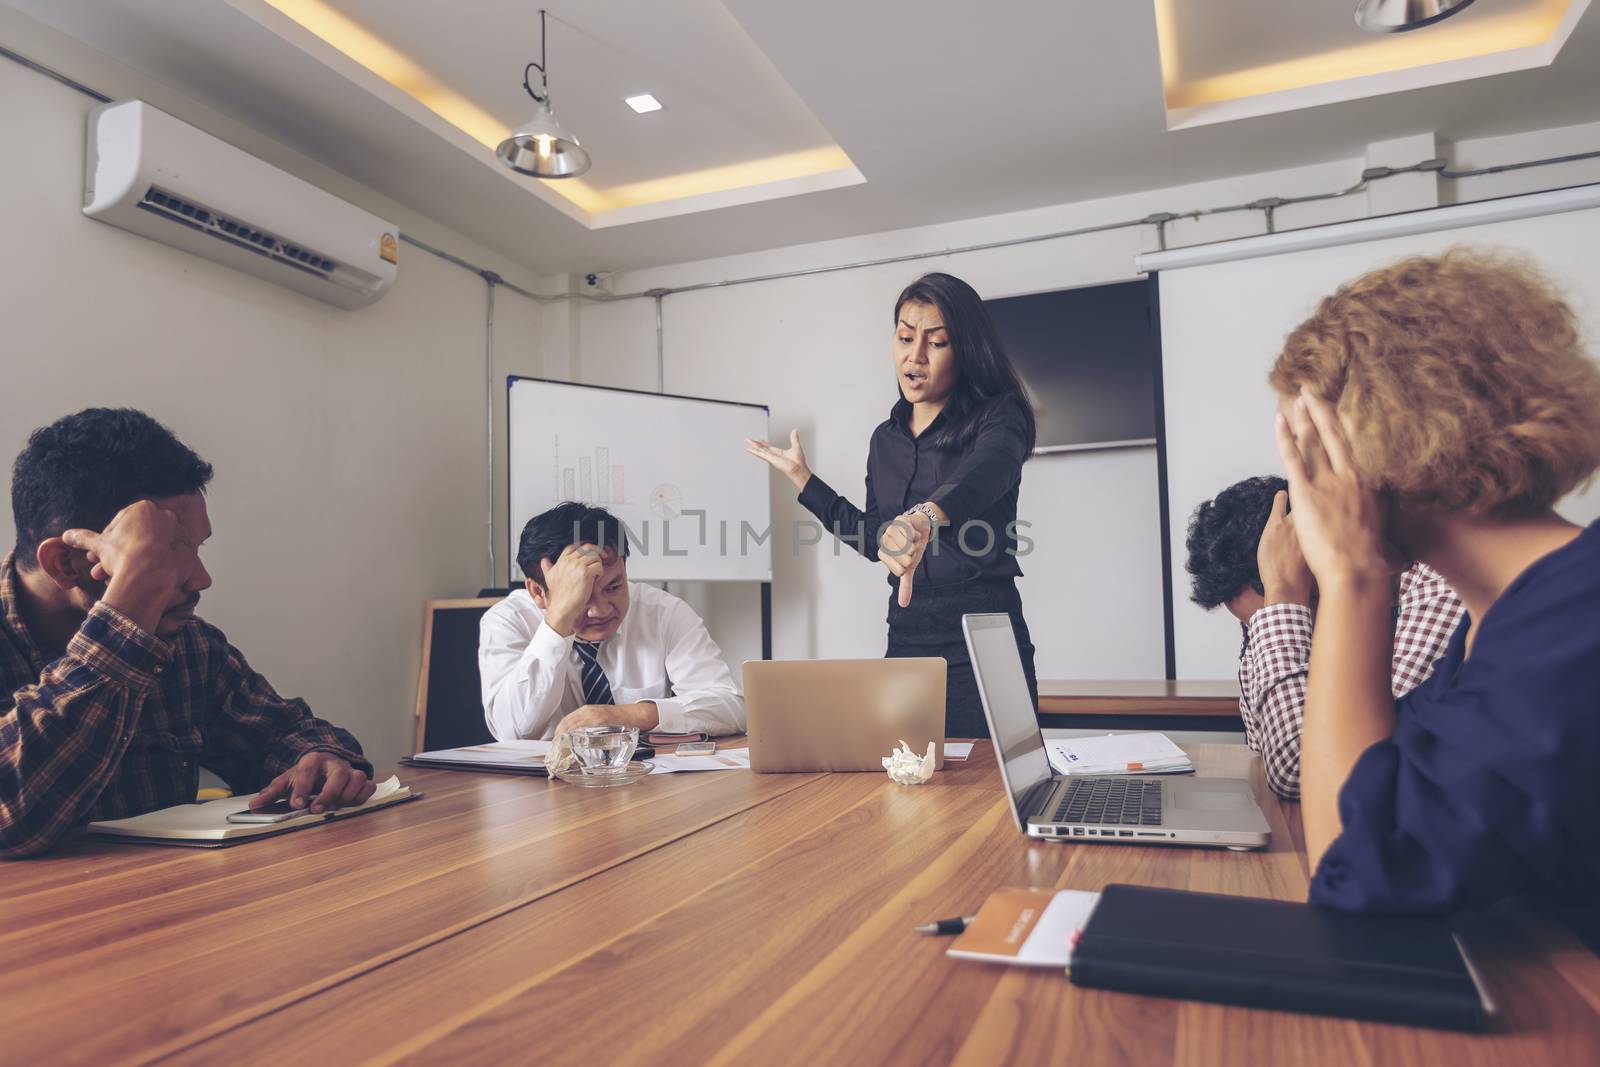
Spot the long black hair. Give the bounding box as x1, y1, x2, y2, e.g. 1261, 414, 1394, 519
892, 272, 1037, 454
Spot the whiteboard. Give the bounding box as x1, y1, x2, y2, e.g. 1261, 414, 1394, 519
507, 377, 772, 583
1157, 204, 1600, 678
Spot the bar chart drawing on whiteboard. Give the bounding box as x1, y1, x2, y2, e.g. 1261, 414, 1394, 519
554, 438, 628, 506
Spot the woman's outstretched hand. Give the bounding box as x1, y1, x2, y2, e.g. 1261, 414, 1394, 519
745, 429, 812, 492
1273, 386, 1389, 587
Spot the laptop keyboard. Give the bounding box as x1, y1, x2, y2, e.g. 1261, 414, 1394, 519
1053, 778, 1164, 826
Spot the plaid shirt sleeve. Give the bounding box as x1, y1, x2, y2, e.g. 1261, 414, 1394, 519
1239, 602, 1314, 799
198, 623, 372, 794
0, 603, 173, 858
1390, 563, 1464, 698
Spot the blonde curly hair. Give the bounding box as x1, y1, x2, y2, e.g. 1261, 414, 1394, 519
1269, 248, 1600, 517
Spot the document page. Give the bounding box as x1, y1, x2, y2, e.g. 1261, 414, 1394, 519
1046, 733, 1193, 776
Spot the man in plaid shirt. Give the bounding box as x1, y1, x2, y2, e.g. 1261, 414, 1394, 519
1186, 475, 1463, 798
1, 409, 375, 857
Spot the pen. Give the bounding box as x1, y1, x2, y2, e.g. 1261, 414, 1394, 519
913, 914, 977, 935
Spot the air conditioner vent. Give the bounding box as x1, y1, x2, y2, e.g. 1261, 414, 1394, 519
85, 101, 396, 308
137, 185, 340, 278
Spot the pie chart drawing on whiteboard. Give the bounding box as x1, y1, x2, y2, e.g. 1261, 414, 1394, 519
649, 484, 683, 520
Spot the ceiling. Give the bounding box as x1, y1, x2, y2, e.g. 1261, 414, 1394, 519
1158, 0, 1587, 126
269, 0, 863, 224
6, 0, 1600, 277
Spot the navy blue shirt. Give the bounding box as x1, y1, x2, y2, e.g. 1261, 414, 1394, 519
1310, 520, 1600, 950
797, 397, 1030, 588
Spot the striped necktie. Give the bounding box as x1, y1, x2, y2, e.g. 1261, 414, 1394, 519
573, 640, 615, 706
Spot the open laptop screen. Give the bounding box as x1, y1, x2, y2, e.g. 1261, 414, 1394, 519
963, 614, 1052, 827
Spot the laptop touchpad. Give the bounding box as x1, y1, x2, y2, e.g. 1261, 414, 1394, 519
1173, 789, 1250, 811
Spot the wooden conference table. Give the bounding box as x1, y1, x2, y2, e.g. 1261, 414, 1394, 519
3, 745, 1596, 1066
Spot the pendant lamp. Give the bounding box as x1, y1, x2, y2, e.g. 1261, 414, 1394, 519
497, 9, 590, 179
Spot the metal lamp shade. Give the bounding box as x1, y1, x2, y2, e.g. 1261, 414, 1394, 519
1355, 0, 1478, 32
496, 100, 591, 179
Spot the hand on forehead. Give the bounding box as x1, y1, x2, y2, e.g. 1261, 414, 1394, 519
570, 542, 621, 564
149, 492, 212, 542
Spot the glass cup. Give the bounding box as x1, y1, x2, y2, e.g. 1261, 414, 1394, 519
567, 725, 639, 777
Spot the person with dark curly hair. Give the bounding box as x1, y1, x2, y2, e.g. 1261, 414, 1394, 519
1271, 248, 1600, 948
1185, 475, 1461, 798
1, 408, 374, 858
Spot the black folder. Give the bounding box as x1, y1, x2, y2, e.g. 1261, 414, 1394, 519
1069, 884, 1490, 1031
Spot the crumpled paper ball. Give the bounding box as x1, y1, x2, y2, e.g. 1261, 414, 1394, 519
544, 732, 579, 775
883, 739, 936, 785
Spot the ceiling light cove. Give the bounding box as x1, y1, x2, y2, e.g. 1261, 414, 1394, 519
1153, 0, 1590, 129
254, 0, 862, 227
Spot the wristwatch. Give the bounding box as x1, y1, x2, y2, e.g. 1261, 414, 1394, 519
909, 501, 940, 527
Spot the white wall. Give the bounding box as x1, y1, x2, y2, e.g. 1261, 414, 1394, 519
0, 24, 544, 770
561, 120, 1600, 685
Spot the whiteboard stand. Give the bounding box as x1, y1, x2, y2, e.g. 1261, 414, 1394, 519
761, 581, 772, 660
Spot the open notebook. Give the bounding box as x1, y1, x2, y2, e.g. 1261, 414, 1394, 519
86, 775, 417, 847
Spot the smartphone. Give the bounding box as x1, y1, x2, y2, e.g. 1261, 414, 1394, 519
676, 741, 717, 755
226, 798, 319, 824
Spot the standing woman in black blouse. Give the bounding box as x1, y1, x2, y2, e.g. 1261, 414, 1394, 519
746, 272, 1038, 737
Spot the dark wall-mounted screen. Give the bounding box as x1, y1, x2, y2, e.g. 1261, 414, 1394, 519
985, 278, 1159, 452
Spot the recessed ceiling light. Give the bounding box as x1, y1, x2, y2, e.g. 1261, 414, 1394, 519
1355, 0, 1477, 33
625, 93, 663, 114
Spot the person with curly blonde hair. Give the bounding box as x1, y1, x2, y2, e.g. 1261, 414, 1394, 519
1270, 248, 1600, 949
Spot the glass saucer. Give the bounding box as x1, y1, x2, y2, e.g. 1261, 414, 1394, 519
551, 760, 654, 788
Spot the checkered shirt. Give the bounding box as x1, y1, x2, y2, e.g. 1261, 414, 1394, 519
1238, 562, 1463, 799
0, 552, 370, 857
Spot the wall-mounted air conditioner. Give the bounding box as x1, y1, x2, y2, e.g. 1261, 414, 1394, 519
83, 100, 398, 310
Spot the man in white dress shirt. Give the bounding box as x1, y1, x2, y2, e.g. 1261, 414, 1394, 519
479, 503, 745, 740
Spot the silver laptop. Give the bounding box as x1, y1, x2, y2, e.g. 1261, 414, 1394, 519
745, 658, 945, 773
962, 614, 1271, 849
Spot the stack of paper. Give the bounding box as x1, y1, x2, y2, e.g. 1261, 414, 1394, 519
648, 748, 751, 774
1045, 733, 1194, 776
405, 740, 755, 776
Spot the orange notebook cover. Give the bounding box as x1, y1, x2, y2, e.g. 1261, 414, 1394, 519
946, 887, 1101, 969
